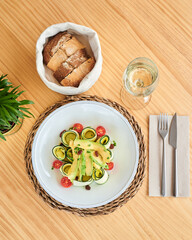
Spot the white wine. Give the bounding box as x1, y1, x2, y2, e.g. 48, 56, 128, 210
124, 61, 158, 97
121, 57, 159, 109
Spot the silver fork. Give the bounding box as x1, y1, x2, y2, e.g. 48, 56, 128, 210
158, 114, 168, 197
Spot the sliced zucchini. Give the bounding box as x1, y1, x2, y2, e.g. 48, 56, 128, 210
107, 149, 114, 161
82, 175, 92, 182
61, 130, 79, 147
92, 168, 104, 180
73, 176, 93, 187
52, 145, 66, 161
95, 170, 108, 185
66, 148, 73, 162
81, 127, 97, 141
60, 163, 71, 176
97, 135, 110, 149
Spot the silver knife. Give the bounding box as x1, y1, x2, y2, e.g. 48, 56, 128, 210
169, 113, 178, 197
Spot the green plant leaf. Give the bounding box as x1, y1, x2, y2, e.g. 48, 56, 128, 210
0, 105, 13, 122
18, 107, 34, 117
10, 85, 20, 94
19, 100, 34, 105
16, 90, 25, 97
0, 74, 34, 134
7, 111, 19, 123
2, 104, 20, 115
0, 132, 6, 141
0, 86, 11, 96
0, 96, 20, 102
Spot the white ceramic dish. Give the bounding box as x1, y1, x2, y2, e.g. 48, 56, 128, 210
32, 101, 139, 208
36, 22, 102, 95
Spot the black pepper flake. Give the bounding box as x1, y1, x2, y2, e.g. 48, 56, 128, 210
85, 185, 91, 190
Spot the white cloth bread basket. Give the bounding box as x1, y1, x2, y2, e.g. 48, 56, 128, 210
36, 22, 102, 95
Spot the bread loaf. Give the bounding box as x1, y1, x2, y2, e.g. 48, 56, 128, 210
47, 49, 67, 71
43, 32, 95, 87
61, 36, 85, 56
53, 62, 74, 82
43, 32, 71, 65
60, 57, 95, 87
66, 49, 87, 68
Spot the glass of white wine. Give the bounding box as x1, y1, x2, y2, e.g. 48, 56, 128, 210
121, 57, 159, 110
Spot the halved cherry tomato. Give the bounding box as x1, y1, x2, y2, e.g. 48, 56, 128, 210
52, 160, 63, 169
61, 177, 72, 188
73, 123, 83, 133
105, 162, 114, 170
96, 126, 106, 137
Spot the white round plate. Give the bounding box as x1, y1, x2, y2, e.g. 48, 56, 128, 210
32, 101, 139, 208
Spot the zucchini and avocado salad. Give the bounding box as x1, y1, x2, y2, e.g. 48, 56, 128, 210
51, 123, 116, 189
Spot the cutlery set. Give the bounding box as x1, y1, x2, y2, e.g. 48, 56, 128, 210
158, 113, 178, 197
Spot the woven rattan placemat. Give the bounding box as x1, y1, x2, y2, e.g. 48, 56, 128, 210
24, 95, 146, 216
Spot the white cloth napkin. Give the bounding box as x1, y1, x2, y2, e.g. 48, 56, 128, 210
149, 115, 190, 197
36, 22, 102, 95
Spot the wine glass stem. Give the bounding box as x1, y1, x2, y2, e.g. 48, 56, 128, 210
143, 95, 151, 103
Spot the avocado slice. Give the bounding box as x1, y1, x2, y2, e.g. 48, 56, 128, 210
78, 151, 86, 181
67, 157, 79, 181
89, 152, 108, 169
67, 141, 80, 181
84, 151, 93, 176
81, 151, 86, 176
73, 139, 110, 163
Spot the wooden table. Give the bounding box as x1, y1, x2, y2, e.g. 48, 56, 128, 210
0, 0, 192, 239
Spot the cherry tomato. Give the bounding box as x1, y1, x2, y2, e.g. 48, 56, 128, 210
52, 160, 63, 169
61, 177, 72, 188
96, 126, 106, 137
105, 162, 114, 170
73, 123, 83, 133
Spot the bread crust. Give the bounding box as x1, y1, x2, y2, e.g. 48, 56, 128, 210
43, 32, 96, 88
66, 49, 88, 68
43, 32, 71, 64
53, 62, 73, 82
60, 57, 95, 87
47, 49, 67, 71
61, 36, 85, 56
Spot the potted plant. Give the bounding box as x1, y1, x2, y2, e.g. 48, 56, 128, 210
0, 74, 34, 141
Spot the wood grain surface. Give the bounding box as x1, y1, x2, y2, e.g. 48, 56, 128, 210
0, 0, 192, 239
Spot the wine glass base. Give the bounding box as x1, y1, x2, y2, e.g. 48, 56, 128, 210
120, 87, 151, 110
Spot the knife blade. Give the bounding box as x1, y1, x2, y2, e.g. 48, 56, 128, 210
169, 113, 178, 197
169, 113, 177, 149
